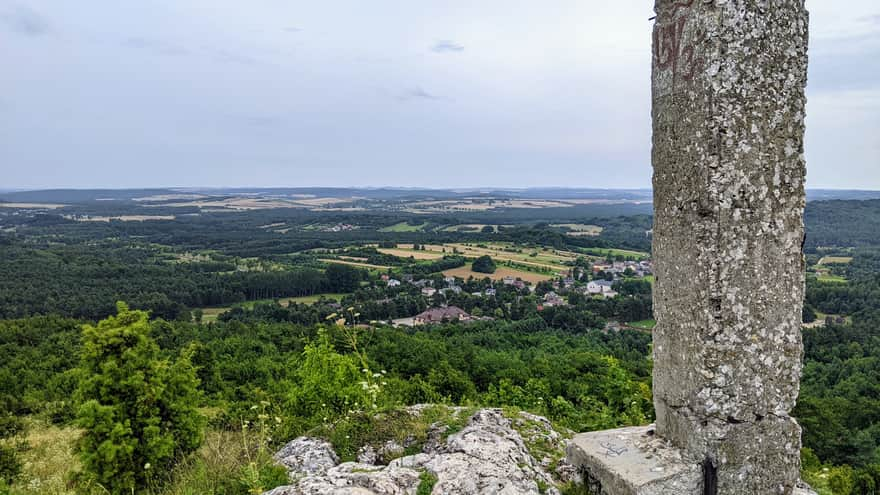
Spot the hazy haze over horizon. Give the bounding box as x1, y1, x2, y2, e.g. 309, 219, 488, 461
1, 1, 878, 190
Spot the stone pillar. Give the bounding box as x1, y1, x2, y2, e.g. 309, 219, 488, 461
566, 1, 811, 494
651, 0, 809, 492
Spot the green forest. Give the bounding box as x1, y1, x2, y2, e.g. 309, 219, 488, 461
1, 199, 879, 494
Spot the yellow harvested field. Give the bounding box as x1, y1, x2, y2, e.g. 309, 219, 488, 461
442, 266, 553, 283
402, 199, 575, 213
420, 243, 573, 273
291, 197, 356, 206
378, 248, 444, 260
0, 202, 66, 209
133, 193, 208, 202
147, 197, 307, 210
320, 259, 391, 269
818, 256, 853, 265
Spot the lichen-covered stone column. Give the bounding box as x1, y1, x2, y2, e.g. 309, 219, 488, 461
651, 0, 809, 493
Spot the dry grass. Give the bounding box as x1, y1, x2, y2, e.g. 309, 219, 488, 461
442, 265, 553, 284
818, 256, 853, 265
377, 248, 444, 260
7, 422, 266, 495
551, 224, 603, 236
7, 421, 81, 495
427, 243, 572, 272
320, 259, 390, 270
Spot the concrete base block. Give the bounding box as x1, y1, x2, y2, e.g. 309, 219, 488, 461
565, 426, 817, 495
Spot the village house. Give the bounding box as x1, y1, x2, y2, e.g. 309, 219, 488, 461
386, 279, 401, 287
413, 306, 472, 325
439, 285, 462, 295
586, 280, 615, 295
421, 287, 437, 297
543, 291, 567, 307
444, 276, 457, 285
502, 276, 516, 285
485, 288, 497, 297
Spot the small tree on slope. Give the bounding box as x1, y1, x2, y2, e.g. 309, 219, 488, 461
75, 302, 203, 492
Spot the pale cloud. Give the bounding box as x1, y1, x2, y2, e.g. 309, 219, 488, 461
0, 3, 50, 36
0, 0, 876, 189
431, 40, 464, 53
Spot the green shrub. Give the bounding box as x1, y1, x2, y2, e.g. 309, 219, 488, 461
74, 302, 204, 493
416, 471, 438, 495
472, 255, 497, 274
0, 443, 22, 485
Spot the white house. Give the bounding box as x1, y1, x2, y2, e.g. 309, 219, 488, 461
586, 280, 615, 295
386, 279, 401, 287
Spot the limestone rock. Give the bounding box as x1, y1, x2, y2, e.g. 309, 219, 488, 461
264, 408, 563, 495
273, 437, 339, 477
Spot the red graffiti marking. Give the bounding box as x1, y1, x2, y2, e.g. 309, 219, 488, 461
653, 0, 701, 85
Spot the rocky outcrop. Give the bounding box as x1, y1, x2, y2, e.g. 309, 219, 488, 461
273, 437, 339, 477
264, 408, 565, 495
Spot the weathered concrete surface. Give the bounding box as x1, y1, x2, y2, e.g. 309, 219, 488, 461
566, 426, 701, 495
650, 0, 810, 493
567, 427, 818, 495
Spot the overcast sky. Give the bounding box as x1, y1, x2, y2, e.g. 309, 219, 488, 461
1, 1, 878, 190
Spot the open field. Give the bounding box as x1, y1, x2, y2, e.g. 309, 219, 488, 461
402, 199, 576, 213
280, 293, 347, 305
377, 247, 444, 260
0, 202, 66, 209
582, 247, 650, 259
199, 293, 348, 322
818, 256, 853, 264
816, 273, 847, 283
379, 222, 428, 232
143, 196, 357, 211
320, 259, 391, 270
442, 265, 553, 284
441, 224, 507, 233
552, 223, 603, 236
627, 319, 656, 330
422, 242, 575, 273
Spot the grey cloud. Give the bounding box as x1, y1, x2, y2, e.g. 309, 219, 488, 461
122, 37, 189, 56
283, 27, 302, 33
431, 40, 464, 53
398, 87, 440, 101
1, 4, 50, 36
210, 48, 260, 65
